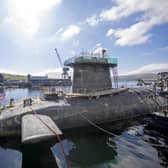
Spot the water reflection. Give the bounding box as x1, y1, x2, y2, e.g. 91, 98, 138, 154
0, 147, 22, 168
0, 138, 59, 168
0, 123, 168, 168
0, 137, 21, 168
143, 128, 168, 168
69, 135, 117, 167
51, 134, 117, 168
0, 86, 71, 106
22, 144, 58, 168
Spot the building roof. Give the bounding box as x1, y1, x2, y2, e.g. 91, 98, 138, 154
29, 76, 48, 80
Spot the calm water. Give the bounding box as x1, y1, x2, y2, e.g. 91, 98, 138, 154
0, 87, 168, 168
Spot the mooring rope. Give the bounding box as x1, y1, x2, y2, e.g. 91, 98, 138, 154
79, 113, 168, 148
29, 107, 70, 168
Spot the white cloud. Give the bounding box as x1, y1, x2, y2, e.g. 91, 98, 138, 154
38, 0, 168, 46
105, 22, 152, 46
100, 0, 147, 22
85, 15, 100, 26
106, 28, 114, 37
46, 25, 80, 43
4, 0, 62, 35
100, 0, 168, 22
127, 64, 168, 75
61, 25, 80, 41
114, 21, 151, 46
101, 0, 168, 46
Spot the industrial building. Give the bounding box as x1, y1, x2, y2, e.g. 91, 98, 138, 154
27, 74, 71, 87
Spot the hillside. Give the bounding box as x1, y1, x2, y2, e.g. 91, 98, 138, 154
118, 73, 158, 81
2, 73, 26, 81
0, 72, 159, 82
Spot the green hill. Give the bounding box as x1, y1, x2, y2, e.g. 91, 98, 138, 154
2, 73, 26, 81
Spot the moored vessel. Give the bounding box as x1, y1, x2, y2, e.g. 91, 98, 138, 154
0, 50, 166, 143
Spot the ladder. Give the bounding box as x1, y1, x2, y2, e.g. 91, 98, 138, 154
112, 67, 118, 88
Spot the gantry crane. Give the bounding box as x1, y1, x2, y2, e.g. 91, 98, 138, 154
54, 48, 70, 79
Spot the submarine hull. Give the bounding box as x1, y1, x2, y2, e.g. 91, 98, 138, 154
0, 88, 165, 137
47, 88, 163, 130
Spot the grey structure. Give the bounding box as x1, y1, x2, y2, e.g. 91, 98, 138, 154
72, 64, 112, 93
27, 74, 71, 87
65, 56, 117, 93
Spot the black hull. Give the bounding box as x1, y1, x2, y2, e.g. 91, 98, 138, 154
45, 89, 163, 130
0, 88, 165, 137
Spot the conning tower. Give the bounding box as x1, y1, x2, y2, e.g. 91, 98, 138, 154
64, 50, 118, 93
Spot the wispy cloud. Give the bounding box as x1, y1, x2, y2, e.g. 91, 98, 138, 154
46, 25, 81, 43
104, 0, 168, 46
106, 28, 114, 37
46, 0, 168, 47
113, 22, 151, 46
85, 15, 100, 26
80, 0, 168, 46
61, 25, 80, 41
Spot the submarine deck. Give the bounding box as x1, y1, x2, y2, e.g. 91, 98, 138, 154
0, 88, 128, 120
0, 88, 159, 122
0, 99, 70, 120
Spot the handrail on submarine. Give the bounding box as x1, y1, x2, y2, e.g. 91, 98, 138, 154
66, 88, 129, 98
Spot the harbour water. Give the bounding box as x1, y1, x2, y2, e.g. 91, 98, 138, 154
0, 86, 168, 168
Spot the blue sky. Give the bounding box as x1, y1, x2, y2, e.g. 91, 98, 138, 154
0, 0, 168, 76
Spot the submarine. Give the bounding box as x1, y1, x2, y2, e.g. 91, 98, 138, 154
0, 50, 166, 144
